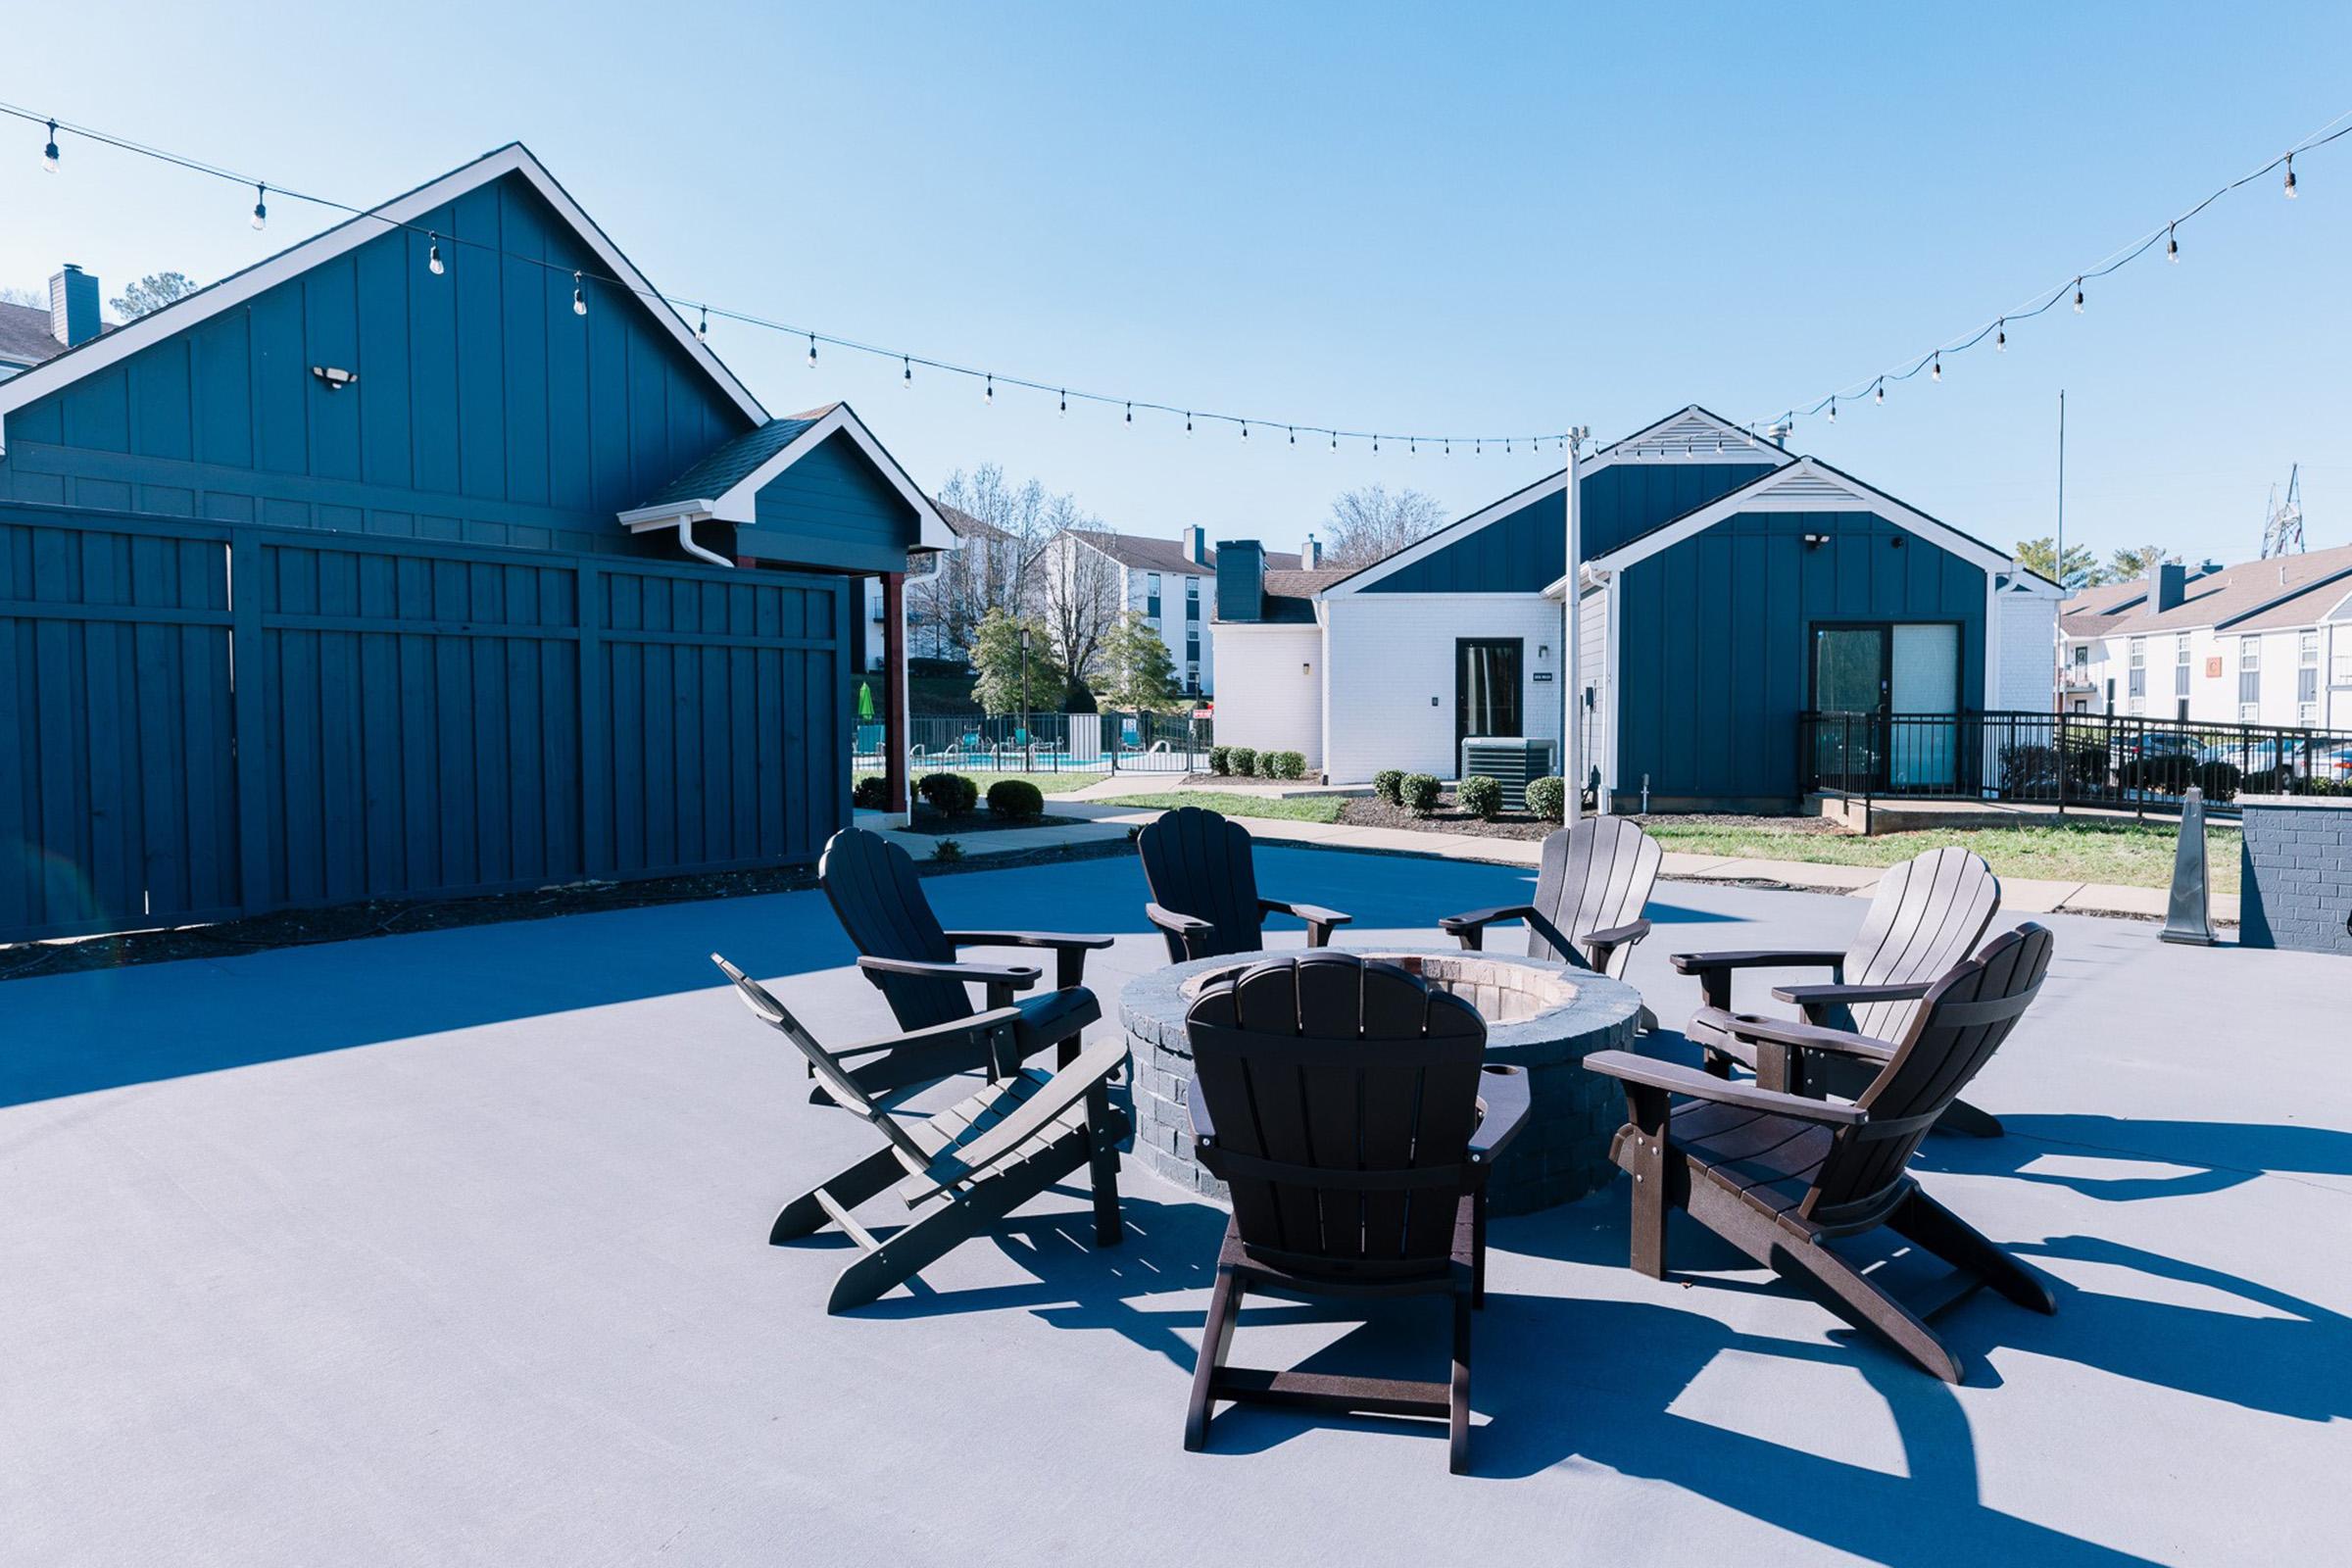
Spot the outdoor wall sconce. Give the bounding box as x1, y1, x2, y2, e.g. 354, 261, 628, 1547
1301, 662, 1312, 676
1889, 535, 1905, 548
1538, 644, 1551, 660
311, 366, 359, 391
1803, 532, 1832, 548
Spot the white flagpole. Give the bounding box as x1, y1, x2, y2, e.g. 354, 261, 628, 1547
1562, 426, 1589, 824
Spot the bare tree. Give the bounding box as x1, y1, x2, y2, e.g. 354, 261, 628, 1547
1322, 483, 1449, 567
0, 284, 46, 310
1043, 521, 1126, 688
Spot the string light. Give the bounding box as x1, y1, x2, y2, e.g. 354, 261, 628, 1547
1329, 430, 1337, 451
2285, 153, 2298, 198
1931, 353, 1941, 383
250, 183, 267, 231
571, 271, 586, 316
806, 332, 817, 369
1874, 380, 1885, 406
2073, 278, 2084, 314
985, 373, 994, 405
426, 232, 444, 275
1185, 411, 1193, 434
1124, 402, 1132, 424
696, 306, 708, 344
1828, 397, 1838, 423
1242, 420, 1250, 440
2166, 224, 2179, 263
902, 355, 911, 386
1372, 435, 1380, 453
39, 118, 58, 172
1288, 425, 1296, 446
1996, 318, 2006, 351
1058, 388, 1067, 416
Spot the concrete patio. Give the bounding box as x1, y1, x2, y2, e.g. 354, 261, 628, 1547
4, 846, 2345, 1565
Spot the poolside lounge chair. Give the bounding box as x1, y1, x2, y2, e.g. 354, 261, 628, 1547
1138, 806, 1353, 962
1585, 923, 2057, 1383
820, 827, 1111, 1089
1671, 846, 2006, 1136
712, 955, 1126, 1313
1182, 952, 1530, 1474
1439, 816, 1663, 1025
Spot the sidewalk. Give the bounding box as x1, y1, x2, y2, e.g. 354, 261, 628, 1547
867, 799, 2234, 925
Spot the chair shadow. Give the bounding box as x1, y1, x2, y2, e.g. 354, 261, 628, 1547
1913, 1112, 2352, 1201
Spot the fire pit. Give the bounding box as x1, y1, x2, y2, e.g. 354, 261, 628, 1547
1118, 947, 1642, 1215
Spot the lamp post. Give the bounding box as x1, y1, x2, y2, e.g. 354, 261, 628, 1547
1561, 425, 1591, 825
1019, 625, 1033, 769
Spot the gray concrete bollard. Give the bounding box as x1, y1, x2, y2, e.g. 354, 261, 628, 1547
2160, 785, 2217, 947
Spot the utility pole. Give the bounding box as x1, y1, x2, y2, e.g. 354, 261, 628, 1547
2055, 389, 2067, 716
1561, 425, 1591, 824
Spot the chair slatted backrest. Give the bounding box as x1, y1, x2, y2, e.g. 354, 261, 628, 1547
1526, 817, 1663, 976
1838, 847, 2002, 1040
820, 827, 970, 1031
1805, 924, 2055, 1226
1138, 807, 1265, 960
1186, 953, 1488, 1278
710, 955, 935, 1168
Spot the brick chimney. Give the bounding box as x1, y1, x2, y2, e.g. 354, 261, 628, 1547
49, 265, 100, 348
1303, 533, 1322, 568
2152, 561, 2185, 612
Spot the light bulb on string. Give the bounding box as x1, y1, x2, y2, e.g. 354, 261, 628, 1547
1329, 430, 1337, 451
1409, 437, 1416, 457
1124, 402, 1132, 425
1445, 439, 1451, 457
1829, 398, 1838, 423
250, 184, 268, 231
1372, 434, 1380, 453
902, 356, 911, 387
1242, 421, 1250, 441
1185, 412, 1193, 435
696, 307, 709, 344
1874, 380, 1884, 406
1996, 319, 2006, 352
571, 272, 586, 317
1058, 389, 1067, 416
2073, 279, 2084, 314
2166, 225, 2179, 263
1288, 426, 1296, 446
1931, 353, 1941, 383
40, 119, 59, 173
2284, 154, 2297, 198
427, 233, 445, 275
985, 373, 994, 406
806, 333, 817, 369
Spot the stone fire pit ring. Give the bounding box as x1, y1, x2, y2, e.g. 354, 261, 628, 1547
1119, 946, 1643, 1215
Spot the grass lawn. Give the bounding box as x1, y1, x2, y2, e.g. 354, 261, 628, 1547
1642, 818, 2239, 893
1097, 789, 1347, 823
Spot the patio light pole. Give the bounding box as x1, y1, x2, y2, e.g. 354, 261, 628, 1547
1019, 624, 1033, 769
1562, 425, 1591, 825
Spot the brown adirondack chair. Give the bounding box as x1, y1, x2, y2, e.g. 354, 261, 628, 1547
1671, 846, 2007, 1136
1182, 952, 1530, 1474
1440, 815, 1664, 1026
820, 826, 1112, 1089
712, 955, 1127, 1313
1138, 806, 1353, 962
1586, 923, 2058, 1383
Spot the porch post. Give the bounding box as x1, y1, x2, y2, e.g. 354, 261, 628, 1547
1562, 427, 1588, 824
883, 570, 909, 817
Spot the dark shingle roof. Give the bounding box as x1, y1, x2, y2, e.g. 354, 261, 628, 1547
639, 407, 834, 507
2061, 543, 2352, 637
937, 502, 1010, 543
0, 301, 63, 368
1263, 567, 1352, 598
1075, 528, 1299, 574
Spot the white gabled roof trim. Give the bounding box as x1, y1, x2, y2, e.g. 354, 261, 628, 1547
0, 143, 768, 437
618, 403, 956, 553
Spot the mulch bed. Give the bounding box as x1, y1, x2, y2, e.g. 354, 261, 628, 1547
898, 811, 1082, 837
1339, 797, 1557, 840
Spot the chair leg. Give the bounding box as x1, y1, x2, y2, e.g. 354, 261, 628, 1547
1930, 1098, 2006, 1140
826, 1126, 1094, 1312
1183, 1264, 1247, 1453
1620, 1116, 1669, 1281
1770, 1234, 1964, 1384
1472, 1186, 1490, 1308
1888, 1188, 2056, 1314
771, 1146, 904, 1245
1085, 1082, 1124, 1248
1448, 1283, 1474, 1476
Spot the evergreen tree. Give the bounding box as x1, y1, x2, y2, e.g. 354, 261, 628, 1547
969, 608, 1067, 716
1098, 610, 1182, 711
2013, 536, 2104, 591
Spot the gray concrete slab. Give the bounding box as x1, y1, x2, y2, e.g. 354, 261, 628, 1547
3, 849, 2346, 1565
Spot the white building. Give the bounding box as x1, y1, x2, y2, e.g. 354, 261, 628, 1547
859, 502, 1011, 670
2058, 544, 2352, 730
1047, 525, 1301, 697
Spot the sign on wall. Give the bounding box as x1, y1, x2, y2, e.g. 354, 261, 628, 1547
2206, 656, 2225, 678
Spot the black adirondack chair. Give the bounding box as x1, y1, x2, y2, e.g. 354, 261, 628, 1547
1182, 952, 1530, 1474
712, 955, 1126, 1313
1586, 923, 2058, 1383
1440, 816, 1664, 1025
820, 826, 1112, 1090
1138, 806, 1353, 962
1672, 846, 2007, 1136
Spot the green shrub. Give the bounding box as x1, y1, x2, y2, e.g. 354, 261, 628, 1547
931, 839, 964, 862
1401, 772, 1441, 814
1372, 769, 1404, 805
1207, 745, 1232, 775
2190, 760, 2241, 803
1229, 747, 1257, 778
985, 779, 1046, 819
852, 775, 889, 810
1457, 774, 1502, 819
1263, 750, 1307, 780
1524, 775, 1565, 822
916, 771, 978, 815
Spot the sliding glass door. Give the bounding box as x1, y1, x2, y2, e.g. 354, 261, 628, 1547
1456, 639, 1522, 746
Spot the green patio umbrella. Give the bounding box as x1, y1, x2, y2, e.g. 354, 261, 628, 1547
858, 681, 875, 721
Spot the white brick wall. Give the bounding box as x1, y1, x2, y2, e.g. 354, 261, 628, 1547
1211, 622, 1325, 768
1994, 589, 2058, 710
1320, 593, 1566, 783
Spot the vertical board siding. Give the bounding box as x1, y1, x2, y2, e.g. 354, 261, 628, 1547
1614, 510, 1986, 804
0, 504, 848, 941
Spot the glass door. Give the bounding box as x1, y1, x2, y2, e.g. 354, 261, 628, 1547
1889, 623, 1960, 788
1812, 625, 1888, 789
1456, 639, 1523, 747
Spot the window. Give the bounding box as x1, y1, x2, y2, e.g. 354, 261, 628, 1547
2127, 636, 2145, 699
1185, 576, 1200, 620
2175, 635, 2191, 696
1187, 662, 1200, 690
2238, 635, 2261, 709
2335, 643, 2352, 686
1186, 634, 1200, 664
2299, 702, 2320, 727
1146, 571, 1161, 620
2071, 644, 2089, 669
2240, 703, 2261, 722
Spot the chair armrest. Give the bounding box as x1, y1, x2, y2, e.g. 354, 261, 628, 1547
1669, 949, 1847, 975
1188, 1089, 1216, 1148
1771, 980, 1932, 1008
917, 1038, 1131, 1189
1438, 904, 1540, 936
828, 1006, 1029, 1099
1583, 919, 1652, 950
1145, 903, 1213, 939
856, 954, 1042, 990
1690, 1006, 1897, 1063
1584, 1050, 1868, 1126
947, 930, 1117, 953
1263, 899, 1353, 928
1468, 1065, 1533, 1162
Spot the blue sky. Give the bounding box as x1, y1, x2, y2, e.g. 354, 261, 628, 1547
5, 1, 2348, 565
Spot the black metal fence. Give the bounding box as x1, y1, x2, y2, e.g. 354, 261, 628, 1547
1800, 710, 2352, 819
855, 710, 1214, 776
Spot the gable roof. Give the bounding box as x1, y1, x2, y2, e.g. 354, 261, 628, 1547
0, 302, 64, 370
619, 402, 956, 552
2061, 542, 2352, 638
937, 502, 1011, 544
0, 143, 768, 450
1070, 528, 1298, 574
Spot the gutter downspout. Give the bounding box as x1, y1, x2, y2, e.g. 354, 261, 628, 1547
674, 516, 733, 568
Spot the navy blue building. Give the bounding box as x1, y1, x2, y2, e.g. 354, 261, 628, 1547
0, 145, 951, 940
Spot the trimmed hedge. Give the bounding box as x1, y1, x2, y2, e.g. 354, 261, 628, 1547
1524, 775, 1565, 822
986, 779, 1046, 819
2119, 758, 2241, 802
1229, 747, 1258, 778
915, 771, 979, 815
1372, 769, 1404, 806
1207, 745, 1232, 775
1401, 772, 1441, 814
1262, 750, 1307, 780
852, 775, 889, 810
1457, 774, 1502, 819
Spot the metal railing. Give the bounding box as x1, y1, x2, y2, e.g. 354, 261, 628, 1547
1799, 710, 2352, 820
855, 710, 1215, 776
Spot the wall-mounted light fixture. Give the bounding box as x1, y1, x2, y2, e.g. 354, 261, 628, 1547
310, 366, 359, 391
1301, 662, 1311, 677
1803, 532, 1832, 548
1538, 644, 1551, 661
